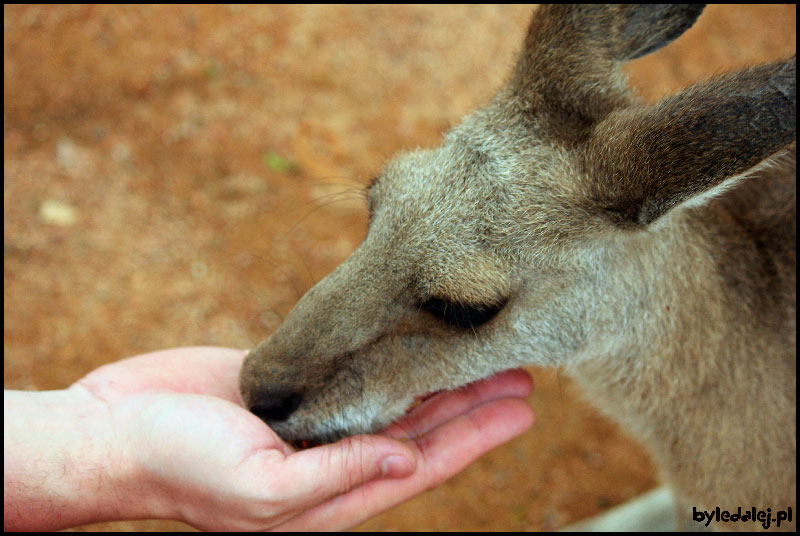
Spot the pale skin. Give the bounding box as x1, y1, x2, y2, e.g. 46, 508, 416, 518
3, 347, 534, 531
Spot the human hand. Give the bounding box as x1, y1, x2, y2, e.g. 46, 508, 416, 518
5, 347, 534, 531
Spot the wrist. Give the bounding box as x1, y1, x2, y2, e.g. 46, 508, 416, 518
3, 386, 163, 530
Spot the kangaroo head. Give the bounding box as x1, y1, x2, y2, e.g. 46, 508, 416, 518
239, 5, 796, 444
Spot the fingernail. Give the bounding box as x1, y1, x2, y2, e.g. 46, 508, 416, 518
381, 455, 414, 479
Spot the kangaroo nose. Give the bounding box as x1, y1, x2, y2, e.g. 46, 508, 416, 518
249, 391, 304, 424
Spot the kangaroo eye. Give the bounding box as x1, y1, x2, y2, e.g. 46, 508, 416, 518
420, 297, 506, 329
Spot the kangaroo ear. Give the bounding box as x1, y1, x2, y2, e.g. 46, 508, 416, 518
585, 56, 796, 226
511, 5, 706, 128
607, 4, 708, 61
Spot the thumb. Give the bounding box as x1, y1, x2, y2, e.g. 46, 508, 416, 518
278, 435, 417, 508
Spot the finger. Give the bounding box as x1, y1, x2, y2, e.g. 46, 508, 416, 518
383, 368, 533, 440
274, 397, 534, 531
78, 347, 247, 403
410, 398, 534, 486
273, 434, 417, 511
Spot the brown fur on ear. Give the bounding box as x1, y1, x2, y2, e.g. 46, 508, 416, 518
585, 56, 796, 226
510, 5, 706, 134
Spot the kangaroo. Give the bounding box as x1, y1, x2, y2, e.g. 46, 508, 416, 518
240, 5, 796, 531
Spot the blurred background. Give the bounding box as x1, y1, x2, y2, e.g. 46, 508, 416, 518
4, 4, 795, 531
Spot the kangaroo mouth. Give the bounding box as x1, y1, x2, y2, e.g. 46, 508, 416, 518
404, 389, 442, 414
284, 373, 512, 450
288, 438, 323, 450
286, 391, 443, 451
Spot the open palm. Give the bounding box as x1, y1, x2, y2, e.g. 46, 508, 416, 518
76, 347, 534, 531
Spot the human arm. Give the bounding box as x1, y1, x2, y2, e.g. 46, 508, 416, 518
4, 347, 534, 531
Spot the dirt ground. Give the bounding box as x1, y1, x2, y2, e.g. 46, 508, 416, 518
4, 4, 795, 532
